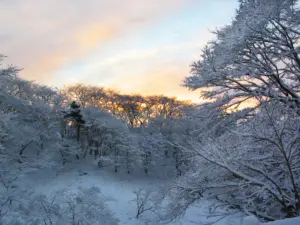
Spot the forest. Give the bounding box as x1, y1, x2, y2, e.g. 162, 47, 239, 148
1, 0, 300, 224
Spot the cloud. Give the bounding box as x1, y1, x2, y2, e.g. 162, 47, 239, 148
0, 0, 193, 82
96, 63, 203, 102
128, 17, 148, 23
0, 0, 241, 103
50, 38, 210, 102
75, 24, 116, 50
19, 22, 118, 83
121, 69, 201, 102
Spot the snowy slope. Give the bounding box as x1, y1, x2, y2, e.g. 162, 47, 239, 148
22, 161, 300, 225
264, 217, 300, 225
242, 216, 300, 225
19, 161, 240, 225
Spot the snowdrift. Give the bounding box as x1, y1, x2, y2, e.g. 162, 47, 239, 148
243, 216, 300, 225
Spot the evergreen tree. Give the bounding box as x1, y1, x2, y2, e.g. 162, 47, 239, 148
64, 101, 85, 142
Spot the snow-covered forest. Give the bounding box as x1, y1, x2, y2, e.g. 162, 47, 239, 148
1, 0, 300, 224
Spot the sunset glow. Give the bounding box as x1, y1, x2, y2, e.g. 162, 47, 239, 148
1, 0, 238, 102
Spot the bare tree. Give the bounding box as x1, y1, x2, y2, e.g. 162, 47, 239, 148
133, 188, 156, 219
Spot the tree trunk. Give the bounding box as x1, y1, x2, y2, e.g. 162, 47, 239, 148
77, 125, 80, 142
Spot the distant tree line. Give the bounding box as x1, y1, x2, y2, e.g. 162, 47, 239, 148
60, 84, 193, 128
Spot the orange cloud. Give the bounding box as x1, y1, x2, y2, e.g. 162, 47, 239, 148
108, 64, 203, 103
21, 22, 120, 83
75, 24, 117, 50
1, 0, 192, 84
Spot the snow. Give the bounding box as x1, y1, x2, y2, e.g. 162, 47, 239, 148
263, 217, 300, 225
243, 216, 260, 225
18, 161, 241, 225
241, 216, 300, 225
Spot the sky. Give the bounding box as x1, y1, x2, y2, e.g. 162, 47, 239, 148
0, 0, 238, 102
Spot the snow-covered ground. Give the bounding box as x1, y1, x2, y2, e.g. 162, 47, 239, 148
19, 160, 300, 225
243, 216, 300, 225
263, 217, 300, 225
10, 160, 300, 225
18, 161, 242, 225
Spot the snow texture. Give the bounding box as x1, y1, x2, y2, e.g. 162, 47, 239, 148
243, 216, 300, 225
263, 217, 300, 225
18, 161, 240, 225
243, 216, 260, 225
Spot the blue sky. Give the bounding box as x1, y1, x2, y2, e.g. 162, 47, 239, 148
0, 0, 238, 102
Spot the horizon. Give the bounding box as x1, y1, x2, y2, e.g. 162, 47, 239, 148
1, 0, 238, 103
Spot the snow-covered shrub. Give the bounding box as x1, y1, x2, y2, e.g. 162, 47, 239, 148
80, 106, 140, 173
1, 187, 118, 225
